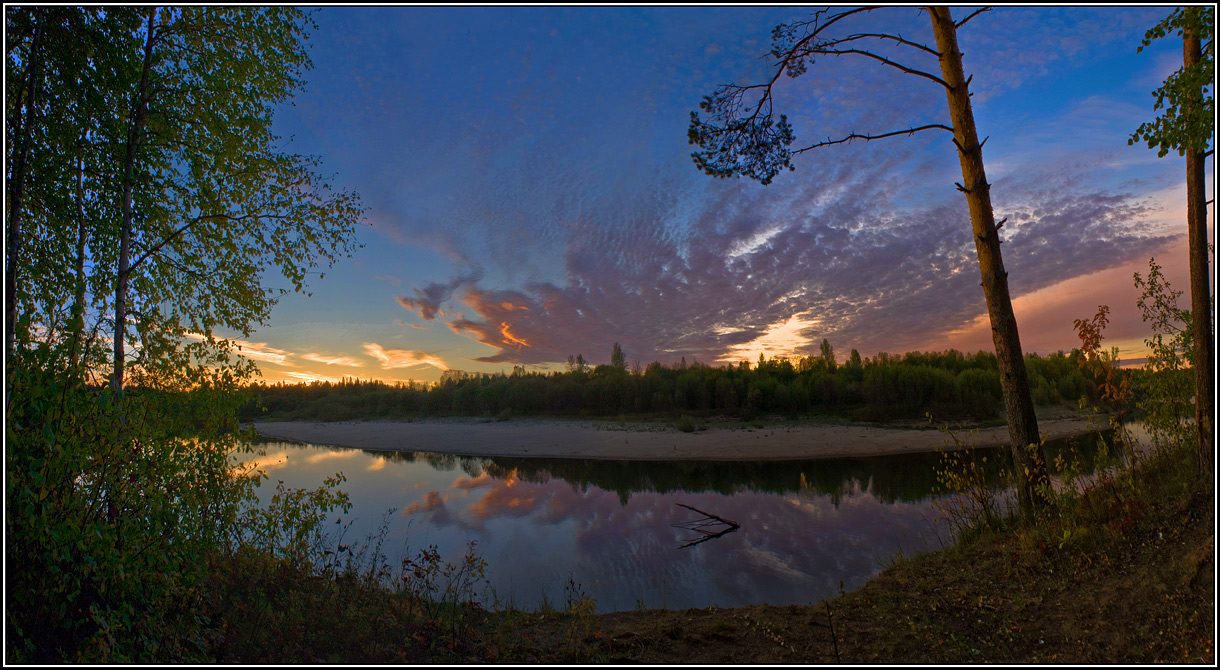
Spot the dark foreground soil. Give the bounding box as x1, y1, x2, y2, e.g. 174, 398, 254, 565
480, 475, 1214, 664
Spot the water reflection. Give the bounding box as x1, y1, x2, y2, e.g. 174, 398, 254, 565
245, 429, 1114, 613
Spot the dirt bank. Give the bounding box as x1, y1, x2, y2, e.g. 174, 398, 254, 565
252, 412, 1109, 460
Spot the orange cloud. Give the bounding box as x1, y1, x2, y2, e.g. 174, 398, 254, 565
719, 313, 818, 364
499, 322, 530, 349
363, 342, 450, 370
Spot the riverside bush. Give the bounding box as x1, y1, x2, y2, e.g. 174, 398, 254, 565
6, 346, 356, 662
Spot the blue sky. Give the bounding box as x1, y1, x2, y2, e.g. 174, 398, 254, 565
234, 6, 1213, 384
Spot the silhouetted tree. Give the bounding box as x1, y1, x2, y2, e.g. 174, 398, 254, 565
820, 338, 837, 373
567, 353, 588, 373
611, 341, 627, 371
687, 6, 1049, 509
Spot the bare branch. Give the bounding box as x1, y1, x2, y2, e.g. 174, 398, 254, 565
955, 7, 992, 29
812, 47, 951, 88
816, 31, 940, 57
793, 123, 954, 153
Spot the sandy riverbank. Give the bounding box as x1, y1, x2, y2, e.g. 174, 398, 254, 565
251, 412, 1111, 461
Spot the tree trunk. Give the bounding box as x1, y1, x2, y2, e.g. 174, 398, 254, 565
112, 7, 158, 394
929, 7, 1049, 509
1183, 20, 1214, 476
70, 151, 88, 373
6, 8, 43, 367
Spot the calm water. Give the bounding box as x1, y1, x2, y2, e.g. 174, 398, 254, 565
243, 429, 1115, 613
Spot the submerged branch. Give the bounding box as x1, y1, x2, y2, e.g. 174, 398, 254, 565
673, 503, 741, 549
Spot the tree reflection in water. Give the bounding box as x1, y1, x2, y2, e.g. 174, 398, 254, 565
256, 430, 1113, 612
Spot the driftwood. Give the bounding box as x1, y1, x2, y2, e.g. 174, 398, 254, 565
671, 503, 741, 548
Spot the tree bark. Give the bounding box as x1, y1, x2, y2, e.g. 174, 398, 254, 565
1183, 20, 1214, 476
929, 7, 1049, 509
112, 6, 158, 394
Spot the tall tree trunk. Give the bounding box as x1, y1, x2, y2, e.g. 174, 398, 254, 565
70, 151, 88, 374
112, 6, 157, 394
6, 8, 43, 367
929, 7, 1049, 509
1183, 19, 1213, 476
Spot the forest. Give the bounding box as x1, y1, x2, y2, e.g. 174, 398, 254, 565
243, 345, 1133, 424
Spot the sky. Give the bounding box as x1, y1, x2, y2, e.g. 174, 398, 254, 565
234, 5, 1215, 385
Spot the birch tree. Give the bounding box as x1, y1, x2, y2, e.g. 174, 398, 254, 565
5, 7, 363, 659
5, 6, 363, 392
688, 6, 1050, 508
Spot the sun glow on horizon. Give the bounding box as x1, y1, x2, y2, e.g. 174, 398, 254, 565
719, 313, 820, 365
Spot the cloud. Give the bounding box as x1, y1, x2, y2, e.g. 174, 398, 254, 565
302, 352, 363, 367
400, 147, 1178, 366
231, 340, 295, 366
184, 331, 298, 367
361, 7, 1185, 367
396, 269, 483, 320
363, 342, 450, 370
279, 371, 346, 384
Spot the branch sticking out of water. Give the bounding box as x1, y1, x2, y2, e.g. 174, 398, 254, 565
672, 503, 741, 548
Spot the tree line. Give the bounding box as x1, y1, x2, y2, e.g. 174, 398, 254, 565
244, 344, 1116, 424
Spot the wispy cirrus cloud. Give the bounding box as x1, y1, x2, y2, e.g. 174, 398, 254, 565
186, 332, 297, 366
363, 342, 450, 371
301, 352, 363, 367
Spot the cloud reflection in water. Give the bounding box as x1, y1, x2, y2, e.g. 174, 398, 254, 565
397, 466, 944, 611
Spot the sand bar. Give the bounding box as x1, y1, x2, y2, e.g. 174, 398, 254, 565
251, 413, 1110, 461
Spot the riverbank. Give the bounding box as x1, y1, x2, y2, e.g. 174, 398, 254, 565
251, 408, 1107, 460
492, 451, 1213, 663
206, 433, 1213, 663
